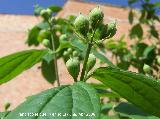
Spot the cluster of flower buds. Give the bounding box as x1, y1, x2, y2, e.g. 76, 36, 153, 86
40, 8, 52, 20
63, 47, 80, 61
74, 6, 117, 41
39, 8, 58, 49
65, 51, 96, 81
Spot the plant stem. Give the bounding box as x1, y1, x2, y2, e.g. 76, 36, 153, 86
80, 43, 92, 81
48, 21, 60, 86
80, 28, 97, 81
50, 33, 60, 86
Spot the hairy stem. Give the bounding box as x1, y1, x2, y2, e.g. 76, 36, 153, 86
80, 29, 97, 81
48, 21, 60, 86
80, 43, 92, 81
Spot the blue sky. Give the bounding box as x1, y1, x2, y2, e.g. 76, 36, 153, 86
0, 0, 159, 15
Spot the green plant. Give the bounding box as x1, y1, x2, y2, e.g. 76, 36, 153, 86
0, 5, 160, 119
105, 0, 160, 79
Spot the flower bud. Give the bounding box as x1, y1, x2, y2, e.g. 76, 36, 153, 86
38, 29, 50, 42
63, 51, 69, 57
40, 8, 52, 20
157, 56, 160, 65
73, 51, 79, 57
74, 14, 89, 36
143, 64, 151, 73
60, 34, 67, 42
50, 17, 56, 25
66, 58, 80, 81
42, 39, 50, 48
87, 54, 96, 71
95, 24, 108, 40
89, 6, 104, 28
106, 21, 117, 39
67, 48, 72, 54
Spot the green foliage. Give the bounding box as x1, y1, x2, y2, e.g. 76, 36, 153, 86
101, 114, 120, 119
130, 24, 143, 39
26, 5, 63, 84
56, 37, 116, 68
26, 26, 41, 46
0, 50, 46, 84
0, 4, 160, 119
5, 82, 100, 119
92, 67, 160, 117
34, 5, 62, 16
114, 102, 160, 119
49, 5, 62, 13
128, 10, 134, 24
4, 102, 11, 111
91, 83, 120, 98
105, 0, 160, 79
71, 39, 116, 68
0, 111, 10, 118
41, 60, 56, 84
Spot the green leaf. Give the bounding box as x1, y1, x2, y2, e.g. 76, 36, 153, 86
101, 114, 120, 119
56, 41, 72, 53
92, 67, 160, 117
0, 111, 10, 118
150, 26, 159, 39
26, 26, 41, 46
34, 5, 61, 16
90, 83, 120, 98
117, 61, 130, 70
42, 49, 55, 63
154, 2, 160, 7
5, 82, 100, 119
36, 21, 49, 30
92, 50, 117, 68
49, 5, 62, 13
101, 103, 114, 113
130, 24, 143, 39
128, 0, 138, 5
143, 45, 156, 65
41, 60, 56, 84
105, 35, 126, 50
135, 43, 147, 58
128, 10, 134, 24
114, 102, 160, 119
143, 45, 155, 58
0, 49, 47, 84
97, 89, 120, 98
